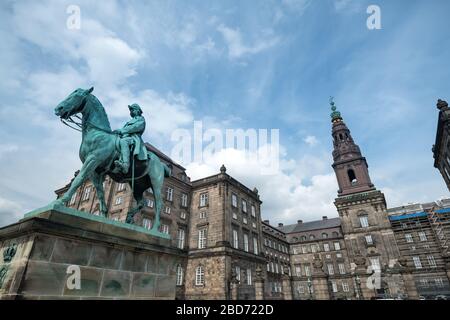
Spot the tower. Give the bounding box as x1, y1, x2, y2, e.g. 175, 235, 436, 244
329, 98, 401, 299
330, 98, 375, 196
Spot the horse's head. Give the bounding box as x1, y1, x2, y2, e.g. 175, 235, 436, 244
55, 87, 94, 119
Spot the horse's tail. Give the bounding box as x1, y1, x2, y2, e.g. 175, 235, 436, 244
163, 163, 171, 178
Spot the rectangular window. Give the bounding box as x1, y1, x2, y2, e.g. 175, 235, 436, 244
304, 265, 311, 277
324, 243, 330, 252
164, 206, 171, 214
177, 229, 185, 249
115, 196, 123, 205
359, 216, 369, 228
247, 268, 252, 285
244, 234, 249, 252
69, 192, 77, 205
334, 242, 341, 251
181, 193, 188, 207
232, 212, 237, 220
233, 229, 239, 249
195, 266, 204, 286
242, 200, 247, 213
199, 211, 207, 219
435, 278, 444, 287
146, 199, 154, 208
161, 224, 169, 234
336, 253, 342, 258
117, 183, 125, 191
365, 235, 373, 245
327, 264, 334, 275
331, 281, 338, 293
251, 205, 256, 217
338, 263, 346, 274
298, 285, 305, 294
342, 281, 349, 292
427, 255, 437, 268
180, 211, 186, 219
166, 187, 173, 201
370, 258, 380, 271
82, 187, 91, 201
420, 279, 429, 288
176, 265, 183, 286
295, 266, 301, 276
199, 193, 208, 207
142, 218, 152, 230
418, 232, 427, 242
252, 221, 257, 228
253, 237, 259, 255
311, 244, 317, 253
413, 256, 422, 269
243, 217, 248, 224
275, 263, 279, 274
198, 228, 207, 249
405, 234, 413, 243
235, 266, 240, 282
302, 246, 308, 254
232, 194, 238, 207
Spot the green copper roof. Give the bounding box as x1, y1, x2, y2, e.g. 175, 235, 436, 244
330, 97, 342, 121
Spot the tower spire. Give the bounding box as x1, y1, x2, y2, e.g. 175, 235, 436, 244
330, 96, 342, 122
330, 98, 375, 196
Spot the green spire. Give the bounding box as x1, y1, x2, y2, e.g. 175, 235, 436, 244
329, 96, 342, 122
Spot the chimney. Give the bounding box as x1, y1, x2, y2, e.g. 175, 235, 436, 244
297, 220, 303, 224
322, 216, 328, 220
278, 223, 283, 227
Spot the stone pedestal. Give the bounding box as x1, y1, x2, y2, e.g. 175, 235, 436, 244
0, 204, 185, 300
281, 275, 292, 300
401, 271, 419, 300
254, 278, 265, 300
312, 275, 330, 300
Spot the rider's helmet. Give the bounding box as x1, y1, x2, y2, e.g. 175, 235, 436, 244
128, 103, 143, 115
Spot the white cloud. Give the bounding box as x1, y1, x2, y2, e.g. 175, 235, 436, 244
185, 146, 338, 224
304, 135, 319, 146
217, 24, 279, 59
0, 197, 23, 227
282, 0, 312, 14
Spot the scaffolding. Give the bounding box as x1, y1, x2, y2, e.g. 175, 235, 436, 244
389, 206, 450, 298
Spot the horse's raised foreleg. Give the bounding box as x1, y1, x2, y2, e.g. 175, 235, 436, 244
91, 172, 107, 217
56, 156, 100, 205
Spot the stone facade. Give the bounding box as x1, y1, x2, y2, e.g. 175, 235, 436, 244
433, 99, 450, 192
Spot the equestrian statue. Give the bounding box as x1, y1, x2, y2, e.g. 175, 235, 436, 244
53, 87, 171, 233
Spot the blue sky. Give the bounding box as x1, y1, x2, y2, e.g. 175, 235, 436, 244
0, 0, 449, 227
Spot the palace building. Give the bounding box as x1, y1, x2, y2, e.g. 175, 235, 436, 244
55, 101, 450, 300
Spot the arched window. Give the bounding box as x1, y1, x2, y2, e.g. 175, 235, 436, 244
195, 266, 204, 286
322, 233, 328, 239
348, 169, 357, 184
339, 133, 343, 140
301, 236, 307, 241
309, 234, 315, 240
332, 231, 339, 238
176, 264, 184, 286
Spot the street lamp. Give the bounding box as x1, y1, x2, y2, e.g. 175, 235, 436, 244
307, 277, 313, 300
